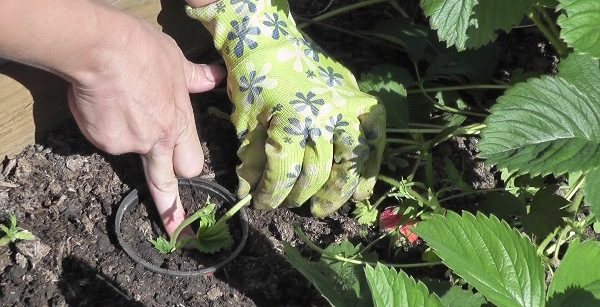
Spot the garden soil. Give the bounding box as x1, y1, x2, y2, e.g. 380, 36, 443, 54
0, 1, 552, 306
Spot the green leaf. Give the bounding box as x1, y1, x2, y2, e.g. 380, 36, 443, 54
420, 0, 532, 50
13, 229, 35, 241
352, 200, 378, 226
557, 54, 600, 103
477, 191, 527, 219
413, 212, 545, 307
548, 240, 600, 306
368, 18, 430, 61
359, 65, 409, 128
364, 264, 445, 307
465, 0, 533, 48
283, 242, 370, 307
521, 186, 569, 240
323, 240, 378, 305
9, 214, 17, 229
557, 0, 600, 58
195, 221, 233, 254
150, 236, 175, 254
0, 237, 10, 246
421, 278, 487, 307
478, 75, 600, 176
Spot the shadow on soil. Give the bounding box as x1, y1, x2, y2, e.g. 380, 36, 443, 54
58, 256, 143, 307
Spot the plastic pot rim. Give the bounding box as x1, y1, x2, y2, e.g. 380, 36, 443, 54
114, 177, 248, 277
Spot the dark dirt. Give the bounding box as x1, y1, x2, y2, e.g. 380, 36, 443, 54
0, 0, 555, 306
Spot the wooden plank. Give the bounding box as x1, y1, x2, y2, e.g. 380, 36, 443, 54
0, 0, 211, 158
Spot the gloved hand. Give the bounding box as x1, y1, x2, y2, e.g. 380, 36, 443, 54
187, 0, 385, 217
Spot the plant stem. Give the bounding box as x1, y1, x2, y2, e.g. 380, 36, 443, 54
537, 226, 560, 255
529, 11, 568, 57
438, 187, 520, 203
537, 6, 561, 40
302, 0, 390, 26
170, 208, 205, 247
566, 175, 585, 201
409, 123, 447, 129
433, 104, 488, 118
214, 194, 252, 228
296, 18, 405, 52
387, 128, 443, 134
406, 84, 509, 94
293, 224, 442, 269
386, 138, 421, 145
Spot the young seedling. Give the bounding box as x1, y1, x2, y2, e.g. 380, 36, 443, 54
150, 194, 251, 254
0, 213, 35, 246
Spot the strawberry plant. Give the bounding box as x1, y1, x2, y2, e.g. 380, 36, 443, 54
150, 194, 251, 254
0, 213, 34, 246
284, 0, 600, 305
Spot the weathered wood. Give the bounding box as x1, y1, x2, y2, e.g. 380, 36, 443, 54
0, 0, 211, 158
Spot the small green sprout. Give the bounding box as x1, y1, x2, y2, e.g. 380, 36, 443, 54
0, 213, 35, 246
150, 194, 251, 254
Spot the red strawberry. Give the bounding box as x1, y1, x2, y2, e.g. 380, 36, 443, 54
379, 207, 419, 245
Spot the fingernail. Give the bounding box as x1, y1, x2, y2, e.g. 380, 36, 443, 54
200, 64, 215, 82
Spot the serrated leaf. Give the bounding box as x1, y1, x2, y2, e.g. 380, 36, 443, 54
364, 264, 445, 307
465, 0, 533, 48
13, 229, 35, 241
283, 242, 368, 307
413, 212, 545, 307
478, 75, 600, 176
421, 278, 487, 307
368, 18, 430, 61
548, 240, 600, 306
557, 0, 600, 58
558, 54, 600, 102
521, 186, 568, 239
587, 168, 600, 219
359, 66, 409, 128
150, 236, 175, 254
323, 240, 378, 305
477, 191, 527, 219
196, 221, 233, 254
352, 201, 378, 226
420, 0, 532, 50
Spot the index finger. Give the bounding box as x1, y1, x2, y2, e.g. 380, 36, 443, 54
140, 144, 185, 238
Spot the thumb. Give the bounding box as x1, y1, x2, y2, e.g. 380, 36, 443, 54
184, 61, 225, 93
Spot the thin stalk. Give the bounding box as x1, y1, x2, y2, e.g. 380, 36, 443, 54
294, 224, 442, 268
566, 175, 585, 201
389, 1, 409, 18
537, 6, 561, 39
537, 226, 560, 255
409, 123, 447, 129
529, 11, 568, 57
214, 194, 252, 227
552, 226, 573, 262
406, 84, 509, 94
296, 18, 405, 52
438, 188, 520, 203
356, 233, 389, 256
386, 138, 420, 145
373, 187, 397, 209
387, 128, 443, 134
303, 0, 390, 26
433, 104, 488, 118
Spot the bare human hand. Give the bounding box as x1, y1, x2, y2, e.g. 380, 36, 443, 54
0, 0, 223, 237
67, 18, 224, 237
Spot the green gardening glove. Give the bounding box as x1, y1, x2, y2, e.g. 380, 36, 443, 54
187, 0, 386, 217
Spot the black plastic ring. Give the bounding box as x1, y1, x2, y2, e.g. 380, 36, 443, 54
114, 178, 248, 277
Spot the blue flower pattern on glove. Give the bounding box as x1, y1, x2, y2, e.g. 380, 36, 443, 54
239, 70, 266, 105
231, 0, 257, 14
289, 91, 324, 116
319, 66, 343, 87
227, 16, 261, 57
263, 13, 288, 39
284, 118, 322, 148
